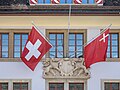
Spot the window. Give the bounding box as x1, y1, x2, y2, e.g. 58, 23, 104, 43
69, 83, 84, 90
0, 83, 8, 90
37, 0, 96, 4
107, 33, 119, 58
82, 0, 95, 4
14, 33, 28, 58
49, 33, 64, 58
0, 80, 31, 90
0, 34, 8, 58
49, 83, 64, 90
47, 29, 85, 58
69, 33, 84, 58
38, 0, 73, 4
13, 82, 28, 90
104, 82, 119, 90
60, 0, 73, 4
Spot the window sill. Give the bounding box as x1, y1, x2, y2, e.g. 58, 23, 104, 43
106, 58, 120, 62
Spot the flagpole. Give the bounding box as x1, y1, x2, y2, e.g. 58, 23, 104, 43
84, 24, 112, 47
66, 4, 71, 58
69, 24, 112, 58
31, 21, 64, 57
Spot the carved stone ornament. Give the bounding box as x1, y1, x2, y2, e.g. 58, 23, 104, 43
42, 58, 90, 79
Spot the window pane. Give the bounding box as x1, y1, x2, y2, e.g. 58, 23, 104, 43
60, 0, 65, 4
14, 34, 20, 39
69, 33, 84, 58
57, 34, 63, 39
14, 52, 20, 57
107, 33, 119, 58
50, 34, 55, 39
69, 83, 84, 90
2, 34, 8, 39
49, 83, 64, 90
2, 40, 8, 45
111, 34, 118, 39
14, 46, 20, 51
2, 53, 8, 58
49, 33, 64, 58
0, 83, 8, 90
2, 46, 8, 51
82, 0, 87, 4
112, 53, 118, 58
14, 34, 28, 58
57, 40, 63, 45
22, 34, 28, 39
69, 40, 75, 45
105, 82, 119, 90
0, 34, 9, 58
13, 83, 28, 90
14, 40, 20, 45
45, 0, 51, 3
67, 0, 72, 4
89, 0, 94, 4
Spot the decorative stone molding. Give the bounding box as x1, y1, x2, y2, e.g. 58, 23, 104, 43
42, 58, 90, 79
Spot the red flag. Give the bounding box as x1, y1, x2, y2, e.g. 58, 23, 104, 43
29, 0, 38, 5
51, 0, 60, 4
21, 26, 52, 71
95, 0, 103, 5
74, 0, 82, 4
84, 28, 109, 68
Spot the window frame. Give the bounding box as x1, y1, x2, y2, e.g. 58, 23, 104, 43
101, 79, 120, 90
49, 32, 64, 58
49, 83, 64, 90
107, 33, 119, 58
37, 0, 96, 4
0, 79, 31, 90
13, 33, 29, 58
106, 29, 120, 61
0, 33, 9, 58
46, 79, 87, 90
0, 82, 8, 90
46, 29, 86, 58
0, 29, 30, 62
69, 83, 84, 90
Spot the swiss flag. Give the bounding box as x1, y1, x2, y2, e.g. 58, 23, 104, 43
21, 26, 52, 71
84, 28, 109, 68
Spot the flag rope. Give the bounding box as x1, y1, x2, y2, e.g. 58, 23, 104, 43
66, 4, 72, 58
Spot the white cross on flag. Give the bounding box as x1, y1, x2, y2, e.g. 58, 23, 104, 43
21, 26, 52, 71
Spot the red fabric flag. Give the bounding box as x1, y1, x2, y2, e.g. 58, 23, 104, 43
84, 28, 109, 68
74, 0, 82, 4
95, 0, 103, 5
21, 26, 52, 71
29, 0, 38, 5
51, 0, 60, 4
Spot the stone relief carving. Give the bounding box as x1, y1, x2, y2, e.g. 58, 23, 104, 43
42, 58, 90, 79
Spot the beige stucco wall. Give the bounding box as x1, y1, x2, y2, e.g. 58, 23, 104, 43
0, 16, 119, 27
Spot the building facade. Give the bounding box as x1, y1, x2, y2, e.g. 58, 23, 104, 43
0, 1, 120, 90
